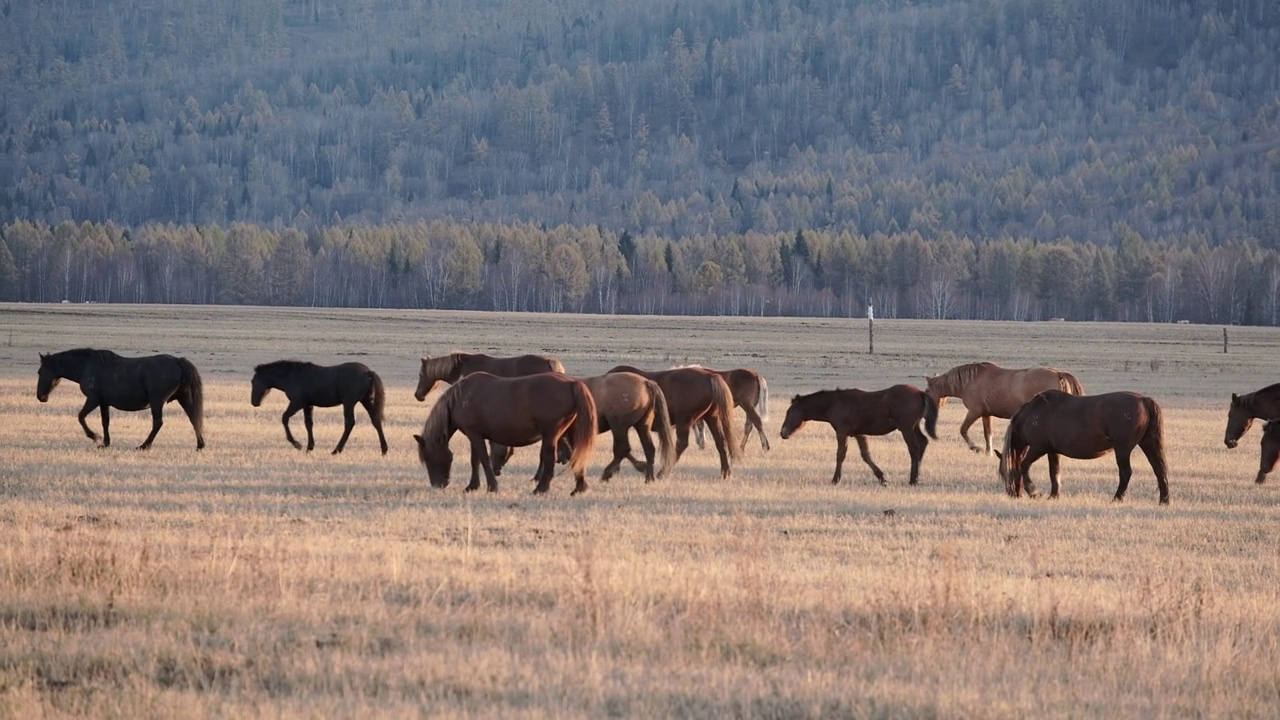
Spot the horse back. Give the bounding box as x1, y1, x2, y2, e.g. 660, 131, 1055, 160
93, 353, 187, 410
455, 373, 581, 447
1019, 390, 1152, 459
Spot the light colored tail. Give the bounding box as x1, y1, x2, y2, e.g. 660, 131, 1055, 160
756, 376, 769, 420
1059, 371, 1085, 396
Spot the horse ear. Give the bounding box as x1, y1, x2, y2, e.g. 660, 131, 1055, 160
412, 434, 424, 445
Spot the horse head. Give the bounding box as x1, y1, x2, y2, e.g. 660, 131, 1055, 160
249, 374, 270, 407
923, 374, 949, 407
1224, 393, 1253, 449
35, 353, 59, 402
414, 433, 452, 488
779, 395, 806, 439
415, 355, 457, 401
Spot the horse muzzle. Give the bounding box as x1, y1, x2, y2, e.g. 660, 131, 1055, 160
36, 392, 48, 403
1225, 438, 1238, 449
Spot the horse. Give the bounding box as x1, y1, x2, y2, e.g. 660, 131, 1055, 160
414, 352, 564, 400
925, 362, 1085, 454
687, 366, 770, 452
251, 360, 387, 455
607, 365, 741, 478
779, 385, 938, 486
414, 372, 597, 495
36, 348, 206, 450
997, 390, 1169, 504
490, 371, 678, 483
1224, 384, 1280, 484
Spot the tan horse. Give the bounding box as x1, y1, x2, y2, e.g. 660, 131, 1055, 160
925, 362, 1085, 454
687, 366, 770, 452
413, 372, 597, 495
607, 365, 742, 478
490, 371, 678, 483
997, 390, 1169, 505
414, 352, 564, 400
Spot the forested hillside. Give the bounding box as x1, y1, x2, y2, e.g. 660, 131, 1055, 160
2, 1, 1279, 322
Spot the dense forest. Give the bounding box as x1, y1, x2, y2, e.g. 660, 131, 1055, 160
2, 1, 1279, 322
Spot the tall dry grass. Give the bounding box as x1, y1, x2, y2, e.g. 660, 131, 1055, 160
2, 304, 1279, 717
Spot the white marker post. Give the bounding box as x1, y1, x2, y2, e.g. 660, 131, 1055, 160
868, 303, 875, 355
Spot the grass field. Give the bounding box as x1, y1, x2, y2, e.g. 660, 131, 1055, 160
2, 303, 1279, 718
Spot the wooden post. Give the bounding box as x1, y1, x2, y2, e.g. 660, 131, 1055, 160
1223, 327, 1228, 354
868, 304, 875, 355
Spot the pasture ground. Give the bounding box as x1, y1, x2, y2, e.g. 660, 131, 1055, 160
1, 304, 1279, 718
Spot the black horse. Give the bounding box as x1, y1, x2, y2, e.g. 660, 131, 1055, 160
250, 360, 388, 455
37, 348, 206, 450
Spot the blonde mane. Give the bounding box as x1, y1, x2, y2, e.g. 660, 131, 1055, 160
420, 353, 463, 384
935, 362, 995, 395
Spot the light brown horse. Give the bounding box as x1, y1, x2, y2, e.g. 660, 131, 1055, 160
926, 362, 1085, 454
490, 371, 678, 483
607, 365, 741, 478
997, 390, 1169, 504
413, 372, 596, 495
414, 352, 564, 400
779, 385, 938, 485
688, 366, 770, 452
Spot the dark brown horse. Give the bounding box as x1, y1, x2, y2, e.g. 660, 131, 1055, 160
37, 348, 205, 450
414, 372, 597, 495
414, 352, 564, 400
251, 360, 388, 455
607, 365, 741, 478
1224, 384, 1280, 484
779, 385, 938, 485
997, 390, 1169, 504
925, 362, 1085, 454
490, 371, 678, 483
688, 366, 770, 452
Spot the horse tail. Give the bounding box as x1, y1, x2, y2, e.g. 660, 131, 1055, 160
550, 358, 566, 373
998, 422, 1019, 497
756, 375, 770, 420
1142, 395, 1170, 477
566, 380, 598, 478
1059, 371, 1085, 396
367, 370, 386, 425
646, 378, 678, 476
921, 391, 939, 440
710, 374, 742, 462
178, 357, 205, 437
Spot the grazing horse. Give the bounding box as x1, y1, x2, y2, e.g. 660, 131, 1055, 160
36, 348, 205, 450
779, 385, 939, 486
997, 390, 1169, 504
251, 360, 388, 455
414, 372, 597, 495
491, 371, 678, 483
414, 352, 564, 400
1224, 385, 1280, 484
925, 362, 1085, 454
607, 365, 741, 478
688, 366, 771, 452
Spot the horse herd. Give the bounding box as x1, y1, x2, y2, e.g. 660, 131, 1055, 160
33, 349, 1280, 502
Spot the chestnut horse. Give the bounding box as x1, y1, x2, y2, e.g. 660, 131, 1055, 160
688, 366, 770, 452
414, 372, 597, 495
37, 348, 205, 450
414, 352, 564, 400
607, 365, 741, 478
779, 385, 939, 486
997, 390, 1169, 504
490, 371, 678, 483
925, 362, 1085, 454
1224, 384, 1280, 484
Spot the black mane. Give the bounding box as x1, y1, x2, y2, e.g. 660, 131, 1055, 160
254, 359, 316, 375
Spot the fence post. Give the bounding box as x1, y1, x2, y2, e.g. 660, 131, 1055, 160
868, 304, 875, 355
1223, 327, 1228, 354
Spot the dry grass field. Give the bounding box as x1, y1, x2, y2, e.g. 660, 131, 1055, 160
2, 303, 1279, 718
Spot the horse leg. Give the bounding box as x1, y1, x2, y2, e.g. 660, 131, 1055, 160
742, 404, 769, 451
1046, 452, 1061, 498
302, 406, 316, 451
1020, 448, 1046, 498
533, 437, 559, 494
1138, 433, 1171, 504
601, 428, 628, 482
332, 403, 357, 454
1258, 444, 1278, 485
831, 433, 849, 485
634, 424, 658, 482
704, 416, 732, 479
470, 436, 500, 492
77, 398, 102, 444
175, 392, 205, 450
905, 426, 928, 485
137, 402, 164, 450
674, 423, 691, 459
99, 405, 112, 448
855, 435, 887, 486
981, 415, 993, 454
280, 404, 303, 450
361, 396, 388, 455
693, 420, 706, 449
1113, 449, 1134, 503
959, 410, 985, 453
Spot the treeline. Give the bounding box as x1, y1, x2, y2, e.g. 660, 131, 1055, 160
3, 0, 1280, 248
3, 220, 1277, 325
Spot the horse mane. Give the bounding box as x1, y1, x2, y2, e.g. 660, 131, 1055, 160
420, 353, 462, 381
419, 383, 460, 452
934, 362, 996, 393
1239, 383, 1280, 413
254, 359, 316, 375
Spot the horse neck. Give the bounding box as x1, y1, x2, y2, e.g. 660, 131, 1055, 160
48, 352, 94, 383
799, 391, 841, 420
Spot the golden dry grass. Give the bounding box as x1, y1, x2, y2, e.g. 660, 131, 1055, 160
2, 303, 1279, 718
